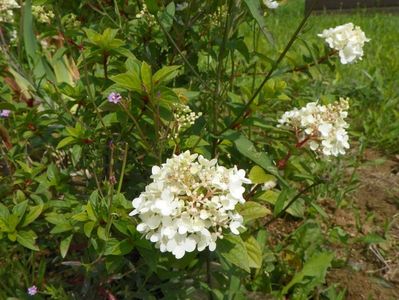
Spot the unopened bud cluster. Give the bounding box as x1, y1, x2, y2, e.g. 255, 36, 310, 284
130, 151, 251, 259
0, 0, 19, 23
170, 103, 202, 139
135, 4, 155, 26
278, 98, 350, 157
32, 5, 55, 24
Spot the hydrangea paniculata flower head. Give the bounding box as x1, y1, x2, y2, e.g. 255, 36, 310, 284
264, 0, 279, 9
107, 92, 122, 104
278, 98, 350, 157
27, 285, 38, 296
318, 23, 369, 64
130, 151, 251, 259
0, 109, 11, 118
0, 0, 19, 23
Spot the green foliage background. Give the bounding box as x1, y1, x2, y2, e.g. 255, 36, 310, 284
0, 0, 397, 299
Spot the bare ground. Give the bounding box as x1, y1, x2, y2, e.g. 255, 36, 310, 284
326, 149, 399, 300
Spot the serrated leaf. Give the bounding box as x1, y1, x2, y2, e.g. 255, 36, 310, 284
244, 236, 262, 268
238, 201, 271, 223
218, 234, 250, 272
60, 234, 73, 258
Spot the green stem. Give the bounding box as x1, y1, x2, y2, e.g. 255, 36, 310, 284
265, 180, 324, 226
106, 143, 115, 239
154, 14, 212, 92
120, 102, 153, 152
117, 142, 128, 194
219, 0, 318, 135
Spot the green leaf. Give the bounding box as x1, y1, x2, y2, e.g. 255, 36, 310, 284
110, 73, 142, 93
141, 61, 152, 93
50, 222, 73, 234
158, 2, 175, 32
23, 0, 54, 81
72, 212, 89, 222
12, 200, 28, 225
60, 235, 73, 258
0, 203, 10, 221
243, 0, 275, 46
104, 238, 134, 256
238, 201, 271, 223
21, 204, 43, 227
57, 136, 76, 149
357, 233, 385, 244
97, 226, 107, 240
222, 130, 287, 187
274, 188, 289, 216
145, 0, 159, 14
244, 236, 262, 269
282, 252, 334, 295
16, 230, 39, 251
259, 189, 305, 218
84, 221, 96, 238
218, 234, 250, 272
248, 166, 276, 184
153, 65, 180, 85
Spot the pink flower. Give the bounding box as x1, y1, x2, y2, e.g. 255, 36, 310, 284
0, 109, 11, 117
27, 285, 38, 296
107, 92, 122, 104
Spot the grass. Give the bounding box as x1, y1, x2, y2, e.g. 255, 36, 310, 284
261, 1, 399, 153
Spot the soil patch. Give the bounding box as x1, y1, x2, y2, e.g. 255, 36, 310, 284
326, 149, 399, 299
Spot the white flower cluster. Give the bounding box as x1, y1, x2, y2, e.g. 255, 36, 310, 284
135, 4, 155, 26
0, 0, 19, 23
318, 23, 369, 64
264, 0, 279, 9
278, 98, 350, 157
32, 5, 54, 24
129, 151, 251, 259
170, 104, 202, 139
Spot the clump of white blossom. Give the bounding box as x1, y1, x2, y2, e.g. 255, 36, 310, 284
135, 4, 155, 26
32, 5, 54, 24
169, 103, 202, 139
278, 98, 350, 157
129, 151, 251, 259
0, 0, 19, 23
318, 23, 369, 64
264, 0, 279, 9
